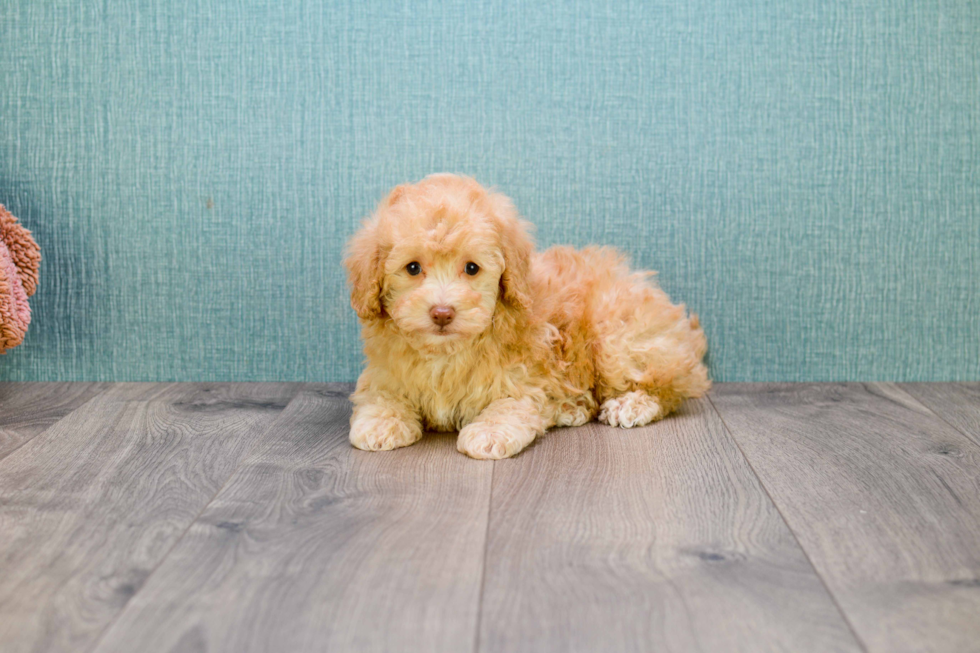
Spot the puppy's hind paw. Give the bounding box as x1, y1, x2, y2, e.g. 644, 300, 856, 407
555, 394, 595, 427
598, 391, 662, 428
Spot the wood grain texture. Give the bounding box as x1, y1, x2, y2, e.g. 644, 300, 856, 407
710, 383, 980, 653
0, 382, 303, 653
478, 397, 861, 653
91, 385, 494, 653
903, 383, 980, 447
0, 382, 109, 460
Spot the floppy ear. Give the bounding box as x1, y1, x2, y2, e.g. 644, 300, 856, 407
489, 192, 535, 312
343, 218, 385, 320
344, 185, 410, 319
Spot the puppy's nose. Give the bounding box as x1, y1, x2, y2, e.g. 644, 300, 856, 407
429, 305, 455, 327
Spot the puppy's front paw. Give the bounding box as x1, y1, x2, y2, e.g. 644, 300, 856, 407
350, 413, 422, 451
598, 391, 662, 428
457, 422, 529, 460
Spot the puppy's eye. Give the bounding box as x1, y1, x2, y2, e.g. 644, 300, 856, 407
464, 262, 480, 276
406, 262, 422, 276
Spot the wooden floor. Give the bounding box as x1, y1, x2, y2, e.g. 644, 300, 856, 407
0, 383, 978, 653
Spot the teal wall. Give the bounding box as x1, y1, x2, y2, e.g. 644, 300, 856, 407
1, 1, 978, 382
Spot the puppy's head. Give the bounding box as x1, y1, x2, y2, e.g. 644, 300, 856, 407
344, 174, 534, 349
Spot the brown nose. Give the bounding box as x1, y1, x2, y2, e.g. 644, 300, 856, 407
429, 305, 455, 327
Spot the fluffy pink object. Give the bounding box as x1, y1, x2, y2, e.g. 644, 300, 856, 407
0, 204, 40, 354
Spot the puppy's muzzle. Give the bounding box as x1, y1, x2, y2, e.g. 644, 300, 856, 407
429, 305, 455, 327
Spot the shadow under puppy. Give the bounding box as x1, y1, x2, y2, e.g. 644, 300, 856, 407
344, 174, 710, 459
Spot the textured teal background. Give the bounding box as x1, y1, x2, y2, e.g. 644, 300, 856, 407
1, 1, 978, 382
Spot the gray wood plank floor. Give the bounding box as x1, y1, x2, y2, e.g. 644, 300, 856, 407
92, 387, 493, 653
0, 382, 109, 460
0, 382, 977, 653
478, 398, 860, 653
0, 383, 303, 653
710, 383, 980, 653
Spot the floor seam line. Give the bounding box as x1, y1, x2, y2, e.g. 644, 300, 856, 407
896, 383, 980, 448
705, 390, 870, 653
472, 459, 495, 653
82, 384, 309, 653
0, 383, 115, 466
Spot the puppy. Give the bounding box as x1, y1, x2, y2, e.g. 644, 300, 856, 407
344, 174, 710, 459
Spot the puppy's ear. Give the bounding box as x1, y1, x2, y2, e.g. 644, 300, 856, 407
489, 192, 535, 312
344, 185, 409, 319
384, 184, 408, 207
344, 217, 385, 320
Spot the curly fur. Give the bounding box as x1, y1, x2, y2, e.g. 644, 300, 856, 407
0, 205, 40, 354
345, 174, 709, 459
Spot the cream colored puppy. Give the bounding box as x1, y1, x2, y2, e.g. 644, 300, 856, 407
344, 174, 710, 459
